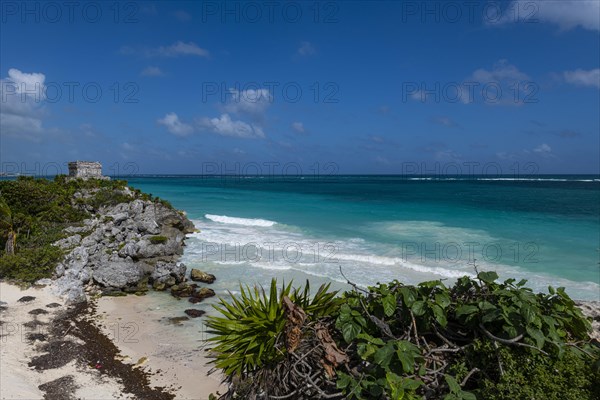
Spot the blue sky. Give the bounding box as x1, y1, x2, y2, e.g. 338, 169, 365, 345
1, 0, 599, 175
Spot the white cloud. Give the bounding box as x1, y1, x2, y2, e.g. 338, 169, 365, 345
0, 68, 46, 140
461, 60, 530, 105
121, 41, 209, 58
533, 143, 552, 154
156, 41, 209, 57
369, 135, 384, 143
157, 112, 194, 136
498, 1, 599, 31
197, 114, 265, 139
431, 116, 459, 128
225, 88, 272, 118
291, 122, 305, 134
141, 66, 164, 77
564, 68, 600, 88
470, 59, 529, 83
297, 41, 316, 56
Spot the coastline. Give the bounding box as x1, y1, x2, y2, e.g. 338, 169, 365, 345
95, 293, 224, 399
0, 280, 224, 399
2, 279, 598, 399
0, 281, 134, 399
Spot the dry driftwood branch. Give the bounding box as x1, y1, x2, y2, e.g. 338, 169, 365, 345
460, 367, 480, 386
338, 265, 375, 296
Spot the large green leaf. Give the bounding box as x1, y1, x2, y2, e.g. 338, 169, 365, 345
383, 294, 397, 317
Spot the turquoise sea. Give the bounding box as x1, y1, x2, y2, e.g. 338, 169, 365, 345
125, 175, 600, 301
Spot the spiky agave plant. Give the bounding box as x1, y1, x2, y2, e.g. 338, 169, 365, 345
206, 279, 339, 377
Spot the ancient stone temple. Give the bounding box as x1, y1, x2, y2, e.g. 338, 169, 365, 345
68, 161, 109, 180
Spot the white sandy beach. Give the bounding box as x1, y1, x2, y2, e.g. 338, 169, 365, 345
1, 281, 224, 399
96, 294, 225, 400
0, 281, 133, 400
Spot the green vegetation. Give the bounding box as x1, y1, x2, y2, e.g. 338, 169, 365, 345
148, 235, 169, 245
207, 271, 600, 400
207, 280, 339, 377
0, 176, 172, 282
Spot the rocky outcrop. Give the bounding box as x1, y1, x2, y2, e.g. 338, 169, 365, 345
52, 193, 195, 303
190, 268, 216, 284
576, 301, 600, 341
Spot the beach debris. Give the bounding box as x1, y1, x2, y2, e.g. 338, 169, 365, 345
27, 333, 48, 342
167, 316, 189, 325
46, 303, 62, 308
17, 296, 36, 303
29, 308, 49, 315
190, 269, 216, 284
24, 320, 47, 329
38, 375, 78, 400
95, 360, 103, 369
135, 356, 148, 367
184, 309, 206, 318
101, 288, 127, 297
29, 340, 82, 370
283, 296, 306, 353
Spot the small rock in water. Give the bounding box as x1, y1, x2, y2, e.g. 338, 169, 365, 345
193, 287, 216, 300
190, 269, 216, 284
170, 283, 194, 298
168, 316, 189, 325
184, 309, 206, 318
18, 296, 36, 303
188, 297, 202, 304
46, 303, 62, 308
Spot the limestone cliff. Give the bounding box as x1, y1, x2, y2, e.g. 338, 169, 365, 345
52, 187, 195, 302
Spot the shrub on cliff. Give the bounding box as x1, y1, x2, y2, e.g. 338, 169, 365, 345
207, 272, 600, 400
0, 175, 168, 282
149, 235, 169, 245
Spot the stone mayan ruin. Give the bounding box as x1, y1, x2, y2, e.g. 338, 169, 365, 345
68, 161, 109, 180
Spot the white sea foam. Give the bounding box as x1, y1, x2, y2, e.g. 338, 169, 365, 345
406, 177, 599, 182
205, 214, 277, 227
184, 216, 600, 300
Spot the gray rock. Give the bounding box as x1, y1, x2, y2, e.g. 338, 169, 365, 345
152, 262, 186, 285
190, 269, 216, 284
93, 259, 143, 288
64, 225, 88, 234
111, 212, 129, 225
51, 187, 196, 303
129, 200, 145, 216
137, 220, 161, 234
118, 242, 139, 258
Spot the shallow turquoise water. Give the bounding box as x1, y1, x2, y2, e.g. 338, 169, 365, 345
126, 176, 600, 300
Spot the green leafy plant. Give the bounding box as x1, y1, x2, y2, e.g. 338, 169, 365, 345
207, 271, 599, 400
333, 271, 599, 399
206, 279, 339, 377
